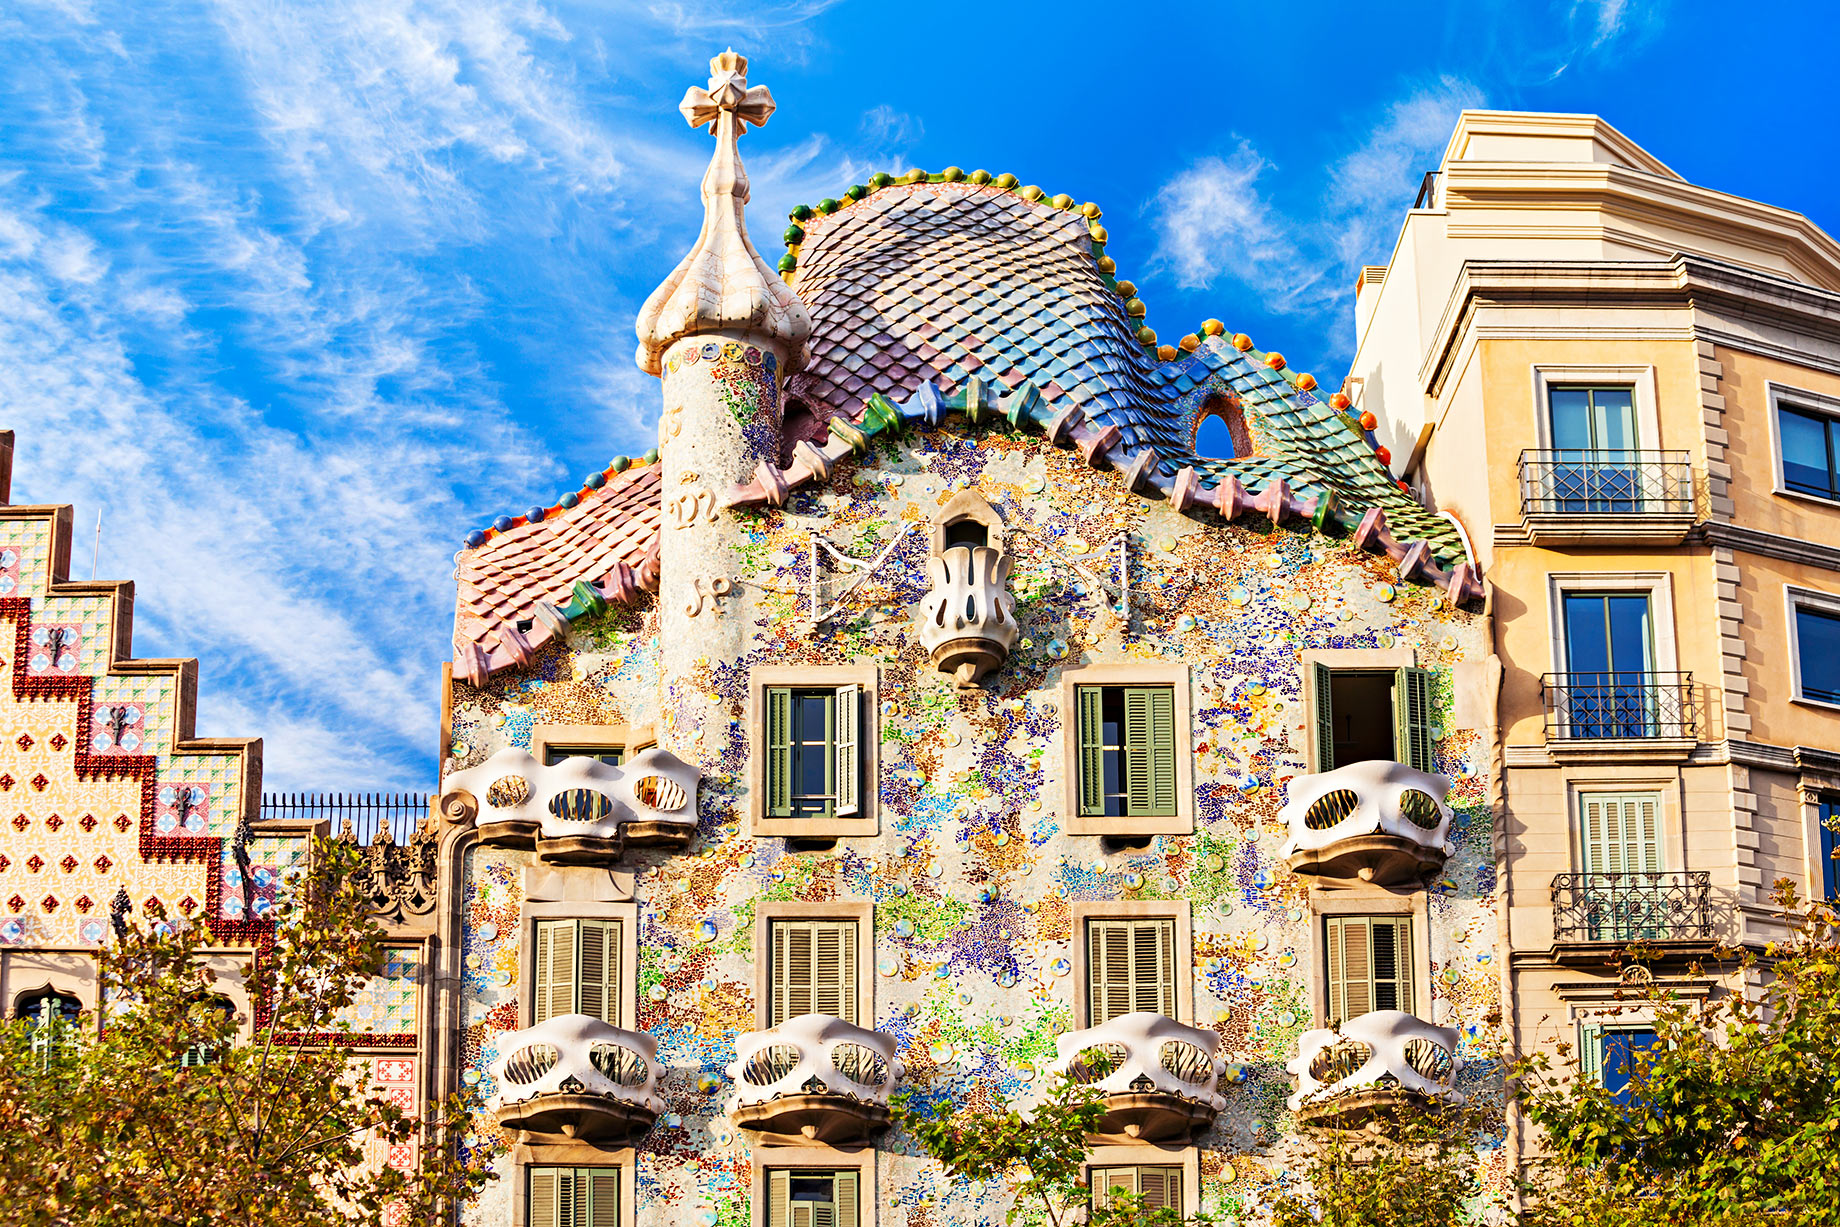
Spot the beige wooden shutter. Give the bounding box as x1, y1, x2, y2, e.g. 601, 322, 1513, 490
529, 1169, 559, 1227
815, 922, 856, 1024
834, 684, 860, 817
578, 920, 618, 1024
536, 920, 577, 1023
1582, 793, 1661, 874
1088, 920, 1130, 1024
1090, 1166, 1131, 1209
1139, 1166, 1180, 1210
1372, 917, 1412, 1014
833, 1170, 858, 1227
772, 921, 856, 1026
1131, 918, 1175, 1015
768, 1171, 790, 1227
588, 1169, 619, 1227
1327, 917, 1373, 1021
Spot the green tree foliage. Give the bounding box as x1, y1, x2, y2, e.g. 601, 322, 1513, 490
895, 1076, 1209, 1227
1268, 1099, 1492, 1227
0, 838, 489, 1227
1514, 882, 1840, 1227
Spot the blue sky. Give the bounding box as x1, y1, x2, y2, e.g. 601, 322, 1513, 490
4, 0, 1836, 792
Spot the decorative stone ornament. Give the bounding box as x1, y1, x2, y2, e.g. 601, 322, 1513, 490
917, 491, 1018, 686
1277, 760, 1453, 886
1051, 1011, 1227, 1143
439, 747, 700, 862
726, 1013, 903, 1145
1287, 1009, 1464, 1126
492, 1013, 663, 1144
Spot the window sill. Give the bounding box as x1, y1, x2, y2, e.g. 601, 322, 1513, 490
750, 813, 878, 839
1790, 694, 1840, 715
1773, 484, 1840, 510
1542, 736, 1697, 765
1065, 811, 1193, 838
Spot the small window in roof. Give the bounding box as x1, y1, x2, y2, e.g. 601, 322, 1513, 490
943, 519, 987, 550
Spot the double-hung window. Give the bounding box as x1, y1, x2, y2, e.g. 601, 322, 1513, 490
1075, 685, 1177, 818
1324, 916, 1414, 1023
1310, 666, 1436, 772
1579, 1024, 1661, 1106
1085, 917, 1175, 1024
1090, 1165, 1183, 1212
768, 919, 858, 1026
1791, 595, 1840, 707
529, 1167, 620, 1227
1780, 403, 1840, 501
765, 1170, 859, 1227
765, 685, 861, 821
533, 918, 622, 1024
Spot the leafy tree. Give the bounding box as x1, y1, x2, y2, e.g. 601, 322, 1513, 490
0, 838, 490, 1227
895, 1076, 1210, 1227
1513, 881, 1840, 1227
1268, 1098, 1493, 1227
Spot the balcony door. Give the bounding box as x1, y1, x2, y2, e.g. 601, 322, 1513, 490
1562, 592, 1656, 737
1579, 793, 1663, 941
1550, 386, 1639, 512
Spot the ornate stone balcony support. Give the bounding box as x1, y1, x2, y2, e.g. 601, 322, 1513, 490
492, 1015, 663, 1144
916, 543, 1017, 687
725, 1014, 902, 1144
1051, 1012, 1225, 1144
1287, 1010, 1463, 1127
1278, 761, 1452, 886
439, 747, 700, 862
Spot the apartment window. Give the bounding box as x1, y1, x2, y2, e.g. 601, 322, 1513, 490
769, 919, 858, 1026
1822, 796, 1840, 902
1580, 793, 1661, 877
1791, 598, 1840, 706
1085, 917, 1176, 1025
529, 1167, 620, 1227
15, 990, 79, 1026
533, 919, 622, 1024
1076, 685, 1177, 818
1310, 666, 1435, 772
1580, 1024, 1660, 1106
180, 996, 236, 1068
1324, 916, 1413, 1023
1548, 386, 1640, 512
1780, 403, 1840, 501
543, 744, 624, 767
765, 685, 861, 821
1090, 1165, 1183, 1211
1559, 592, 1661, 737
765, 1170, 859, 1227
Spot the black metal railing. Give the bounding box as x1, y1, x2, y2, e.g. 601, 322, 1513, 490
259, 792, 430, 845
1413, 170, 1440, 210
1551, 871, 1712, 944
1542, 672, 1694, 740
1518, 449, 1693, 516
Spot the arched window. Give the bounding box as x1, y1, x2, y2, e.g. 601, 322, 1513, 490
16, 990, 82, 1062
1192, 393, 1253, 459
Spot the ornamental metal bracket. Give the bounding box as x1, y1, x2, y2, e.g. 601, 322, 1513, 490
807, 521, 925, 627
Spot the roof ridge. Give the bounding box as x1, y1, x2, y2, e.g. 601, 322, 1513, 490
461, 448, 662, 550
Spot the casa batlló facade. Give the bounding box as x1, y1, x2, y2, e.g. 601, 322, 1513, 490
425, 53, 1503, 1227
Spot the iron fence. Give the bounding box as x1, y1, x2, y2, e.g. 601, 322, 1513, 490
1542, 672, 1694, 740
1551, 871, 1712, 945
258, 792, 430, 846
1518, 449, 1693, 516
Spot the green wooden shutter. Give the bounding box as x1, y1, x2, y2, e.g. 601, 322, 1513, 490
1313, 663, 1336, 771
587, 1169, 619, 1227
578, 920, 619, 1024
1123, 687, 1177, 817
768, 1170, 790, 1227
834, 1170, 858, 1227
536, 920, 576, 1023
530, 1169, 560, 1227
766, 687, 794, 818
1394, 666, 1436, 772
834, 684, 860, 817
1077, 685, 1105, 815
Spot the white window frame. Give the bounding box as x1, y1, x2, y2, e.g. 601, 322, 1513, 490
1531, 365, 1661, 453
1567, 780, 1679, 877
1766, 381, 1840, 508
1785, 583, 1840, 712
1545, 572, 1679, 676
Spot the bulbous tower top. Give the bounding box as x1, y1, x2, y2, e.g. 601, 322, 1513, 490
633, 50, 812, 376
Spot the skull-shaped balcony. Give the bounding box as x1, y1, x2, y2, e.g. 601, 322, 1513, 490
491, 1015, 663, 1144
1052, 1012, 1226, 1144
1278, 761, 1452, 886
725, 1015, 903, 1145
917, 541, 1017, 688
440, 747, 700, 863
1287, 1010, 1463, 1127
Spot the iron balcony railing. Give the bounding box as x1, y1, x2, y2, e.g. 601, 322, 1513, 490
259, 792, 430, 845
1551, 871, 1712, 945
1413, 170, 1440, 210
1542, 672, 1693, 740
1518, 449, 1693, 516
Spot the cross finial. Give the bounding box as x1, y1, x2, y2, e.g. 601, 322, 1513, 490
678, 48, 776, 133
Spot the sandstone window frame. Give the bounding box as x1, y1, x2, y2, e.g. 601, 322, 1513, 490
752, 900, 876, 1032
1529, 364, 1661, 455
1308, 889, 1430, 1027
1070, 900, 1193, 1027
530, 722, 655, 766
748, 666, 880, 839
508, 1146, 635, 1227
1059, 663, 1194, 838
752, 1151, 878, 1227
1766, 380, 1840, 507
518, 900, 639, 1031
1082, 1146, 1200, 1218
1785, 582, 1840, 711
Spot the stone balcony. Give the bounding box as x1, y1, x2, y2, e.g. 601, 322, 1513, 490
491, 1015, 663, 1144
725, 1014, 903, 1145
1287, 1010, 1463, 1127
1278, 760, 1453, 886
1052, 1011, 1226, 1144
916, 542, 1017, 687
439, 746, 699, 863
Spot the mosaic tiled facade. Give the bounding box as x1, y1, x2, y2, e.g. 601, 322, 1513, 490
426, 53, 1505, 1227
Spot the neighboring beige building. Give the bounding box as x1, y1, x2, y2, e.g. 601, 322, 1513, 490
1350, 110, 1840, 1147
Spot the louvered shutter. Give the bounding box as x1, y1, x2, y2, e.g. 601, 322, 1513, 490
834, 684, 860, 817
588, 1169, 619, 1227
1313, 663, 1336, 771
578, 920, 618, 1024
816, 922, 856, 1024
1582, 794, 1661, 874
1372, 918, 1412, 1013
556, 1170, 581, 1227
768, 1171, 790, 1227
833, 1170, 858, 1227
1123, 687, 1177, 817
536, 920, 576, 1023
1090, 1167, 1131, 1209
767, 687, 794, 817
1088, 919, 1173, 1024
1139, 1167, 1180, 1211
1394, 666, 1436, 772
1579, 1022, 1604, 1084
1327, 917, 1373, 1021
1077, 685, 1105, 815
530, 1169, 560, 1227
773, 922, 856, 1025
1582, 795, 1611, 874
1634, 795, 1660, 874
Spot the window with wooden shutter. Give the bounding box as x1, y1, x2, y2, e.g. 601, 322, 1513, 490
533, 919, 622, 1024
766, 1171, 857, 1227
834, 685, 860, 817
528, 1167, 619, 1227
1312, 662, 1336, 771
1090, 1165, 1183, 1211
1325, 916, 1413, 1022
770, 920, 857, 1026
1579, 793, 1661, 876
1086, 917, 1176, 1024
766, 687, 794, 818
1077, 685, 1106, 816
1077, 685, 1178, 818
1393, 666, 1436, 771
764, 687, 863, 822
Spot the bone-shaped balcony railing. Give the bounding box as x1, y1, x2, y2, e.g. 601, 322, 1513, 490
1277, 760, 1453, 885
725, 1014, 902, 1140
439, 746, 699, 858
1050, 1012, 1226, 1141
490, 1014, 663, 1142
916, 543, 1018, 686
1286, 1010, 1463, 1119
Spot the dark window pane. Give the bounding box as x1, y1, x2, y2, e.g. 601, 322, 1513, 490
1601, 1029, 1661, 1105
1781, 408, 1837, 497
1563, 594, 1611, 673
1797, 606, 1840, 704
